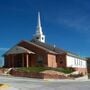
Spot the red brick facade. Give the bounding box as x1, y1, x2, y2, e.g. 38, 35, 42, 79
10, 69, 70, 79
4, 41, 66, 68
4, 53, 48, 68
4, 40, 87, 75
74, 68, 87, 75
56, 54, 66, 68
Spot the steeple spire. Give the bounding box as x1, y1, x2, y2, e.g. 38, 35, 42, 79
38, 12, 41, 28
36, 12, 43, 35
33, 12, 45, 43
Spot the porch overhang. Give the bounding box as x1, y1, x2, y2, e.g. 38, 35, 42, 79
4, 46, 35, 55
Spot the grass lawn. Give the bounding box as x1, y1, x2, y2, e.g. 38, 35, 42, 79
16, 67, 74, 74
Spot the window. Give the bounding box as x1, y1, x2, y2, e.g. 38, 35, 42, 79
42, 37, 43, 40
76, 59, 78, 65
60, 61, 63, 64
80, 60, 82, 66
74, 58, 77, 65
36, 55, 43, 66
74, 58, 78, 66
36, 37, 39, 39
78, 59, 81, 65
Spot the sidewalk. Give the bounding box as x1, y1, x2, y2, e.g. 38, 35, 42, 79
0, 74, 90, 83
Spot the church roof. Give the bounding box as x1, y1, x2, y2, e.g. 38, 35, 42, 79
30, 40, 85, 60
22, 40, 58, 54
4, 46, 35, 55
3, 39, 85, 60
30, 40, 66, 54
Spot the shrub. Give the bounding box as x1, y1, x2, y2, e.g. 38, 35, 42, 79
16, 67, 74, 74
53, 67, 75, 74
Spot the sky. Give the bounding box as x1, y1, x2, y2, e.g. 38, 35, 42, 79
0, 0, 90, 66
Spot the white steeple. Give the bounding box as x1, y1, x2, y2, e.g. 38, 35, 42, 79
33, 12, 45, 43
36, 12, 43, 35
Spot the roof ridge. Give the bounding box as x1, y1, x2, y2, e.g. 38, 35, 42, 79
31, 40, 66, 54
24, 40, 58, 54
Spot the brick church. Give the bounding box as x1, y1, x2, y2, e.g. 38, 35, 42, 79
3, 12, 87, 75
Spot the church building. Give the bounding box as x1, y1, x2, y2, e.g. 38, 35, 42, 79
3, 12, 87, 75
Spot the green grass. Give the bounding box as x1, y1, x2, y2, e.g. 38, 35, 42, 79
16, 67, 74, 74
53, 68, 74, 74
16, 67, 50, 73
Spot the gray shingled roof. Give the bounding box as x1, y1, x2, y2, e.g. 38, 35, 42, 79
3, 39, 85, 60
30, 40, 66, 54
30, 40, 85, 60
4, 46, 35, 55
24, 40, 58, 54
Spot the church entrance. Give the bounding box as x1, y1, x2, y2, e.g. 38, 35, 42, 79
13, 53, 32, 67
14, 54, 22, 67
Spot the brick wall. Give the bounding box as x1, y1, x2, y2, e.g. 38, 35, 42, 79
47, 54, 57, 68
10, 69, 69, 79
0, 69, 4, 74
74, 68, 87, 75
87, 68, 90, 73
56, 54, 66, 68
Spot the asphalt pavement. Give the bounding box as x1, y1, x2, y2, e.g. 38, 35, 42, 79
0, 75, 90, 90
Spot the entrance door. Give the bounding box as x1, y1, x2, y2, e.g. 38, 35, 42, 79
36, 55, 44, 66
14, 54, 22, 67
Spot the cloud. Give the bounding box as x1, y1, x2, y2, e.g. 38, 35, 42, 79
57, 13, 90, 33
49, 0, 90, 33
0, 48, 9, 51
56, 10, 90, 44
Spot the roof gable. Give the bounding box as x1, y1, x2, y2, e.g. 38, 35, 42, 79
20, 40, 58, 54
4, 46, 35, 55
